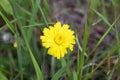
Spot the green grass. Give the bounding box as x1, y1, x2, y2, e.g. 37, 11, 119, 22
0, 0, 120, 80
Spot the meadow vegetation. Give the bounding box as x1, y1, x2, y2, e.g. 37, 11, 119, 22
0, 0, 120, 80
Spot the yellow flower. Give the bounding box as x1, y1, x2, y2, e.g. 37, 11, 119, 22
40, 22, 76, 59
13, 41, 17, 48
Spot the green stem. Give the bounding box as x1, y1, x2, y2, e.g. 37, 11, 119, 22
51, 57, 55, 76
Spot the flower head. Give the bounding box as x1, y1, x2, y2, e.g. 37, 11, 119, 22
13, 41, 17, 48
40, 22, 76, 59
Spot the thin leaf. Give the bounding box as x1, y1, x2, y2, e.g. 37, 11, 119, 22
0, 71, 8, 80
76, 35, 88, 57
0, 0, 13, 14
52, 60, 73, 80
93, 10, 120, 51
73, 71, 77, 80
0, 12, 15, 34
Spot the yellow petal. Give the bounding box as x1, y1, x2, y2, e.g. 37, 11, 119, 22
54, 21, 61, 29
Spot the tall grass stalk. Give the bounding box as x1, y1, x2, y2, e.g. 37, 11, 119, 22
77, 0, 99, 79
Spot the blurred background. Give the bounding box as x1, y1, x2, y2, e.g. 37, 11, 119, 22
0, 0, 120, 80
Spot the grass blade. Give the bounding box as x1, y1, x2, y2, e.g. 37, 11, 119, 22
73, 71, 77, 80
0, 12, 15, 34
0, 71, 8, 80
92, 10, 120, 52
0, 0, 13, 15
51, 60, 73, 80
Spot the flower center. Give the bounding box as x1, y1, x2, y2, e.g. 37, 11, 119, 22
54, 35, 64, 45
